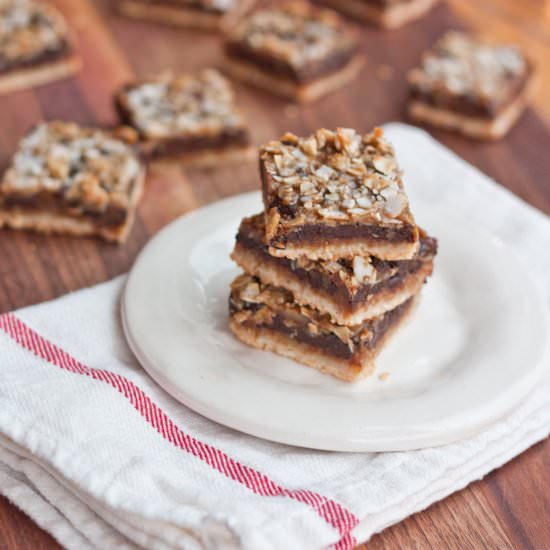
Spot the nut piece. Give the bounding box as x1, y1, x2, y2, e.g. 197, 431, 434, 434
265, 207, 281, 241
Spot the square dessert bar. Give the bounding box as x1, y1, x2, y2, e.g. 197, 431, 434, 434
313, 0, 439, 29
116, 69, 253, 166
260, 127, 419, 262
407, 31, 535, 140
229, 273, 417, 381
0, 0, 81, 95
0, 121, 145, 243
231, 213, 436, 325
115, 0, 256, 31
223, 1, 364, 103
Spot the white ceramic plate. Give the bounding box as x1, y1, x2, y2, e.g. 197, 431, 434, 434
122, 188, 549, 452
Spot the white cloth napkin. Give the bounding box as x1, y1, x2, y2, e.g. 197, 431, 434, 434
1, 124, 549, 550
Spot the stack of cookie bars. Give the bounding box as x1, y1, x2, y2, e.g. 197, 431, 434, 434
229, 127, 437, 381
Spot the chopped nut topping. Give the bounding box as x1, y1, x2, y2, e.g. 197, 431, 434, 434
261, 127, 411, 224
120, 69, 247, 139
227, 1, 356, 71
408, 31, 528, 105
1, 121, 142, 212
0, 0, 68, 70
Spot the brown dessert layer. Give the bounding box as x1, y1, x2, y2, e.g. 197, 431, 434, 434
224, 41, 358, 85
234, 214, 436, 312
229, 273, 415, 363
410, 69, 532, 119
0, 41, 70, 75
408, 31, 532, 120
225, 2, 358, 85
1, 186, 135, 228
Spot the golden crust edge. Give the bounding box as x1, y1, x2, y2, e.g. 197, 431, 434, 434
229, 293, 419, 382
267, 232, 420, 262
407, 74, 536, 140
221, 54, 365, 103
232, 241, 433, 324
0, 54, 82, 96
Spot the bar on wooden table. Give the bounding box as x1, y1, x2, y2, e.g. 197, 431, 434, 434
229, 273, 418, 381
223, 1, 364, 103
260, 127, 419, 261
116, 68, 253, 166
0, 0, 81, 95
0, 121, 145, 243
407, 31, 535, 140
115, 0, 256, 31
231, 213, 436, 325
312, 0, 440, 29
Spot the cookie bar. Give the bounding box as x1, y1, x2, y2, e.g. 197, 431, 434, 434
312, 0, 439, 29
260, 127, 419, 261
407, 31, 535, 140
223, 1, 364, 102
229, 274, 417, 381
115, 0, 256, 31
231, 213, 436, 325
0, 0, 81, 95
116, 69, 253, 166
0, 121, 145, 243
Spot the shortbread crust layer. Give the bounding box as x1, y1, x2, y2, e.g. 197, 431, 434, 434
229, 274, 417, 381
0, 53, 81, 95
408, 88, 532, 140
232, 214, 436, 324
222, 54, 364, 103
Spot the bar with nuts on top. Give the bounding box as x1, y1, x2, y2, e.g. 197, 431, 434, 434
223, 1, 364, 103
116, 69, 253, 166
0, 0, 81, 95
115, 0, 257, 31
312, 0, 440, 30
407, 31, 535, 140
229, 273, 418, 382
231, 213, 436, 325
260, 127, 419, 262
0, 121, 145, 243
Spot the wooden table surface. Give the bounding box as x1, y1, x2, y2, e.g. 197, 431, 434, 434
1, 0, 549, 548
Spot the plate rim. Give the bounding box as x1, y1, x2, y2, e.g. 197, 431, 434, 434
122, 191, 550, 452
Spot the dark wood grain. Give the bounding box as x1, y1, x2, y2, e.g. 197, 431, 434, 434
0, 0, 549, 548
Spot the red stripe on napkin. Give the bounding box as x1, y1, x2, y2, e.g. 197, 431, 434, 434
0, 312, 359, 549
